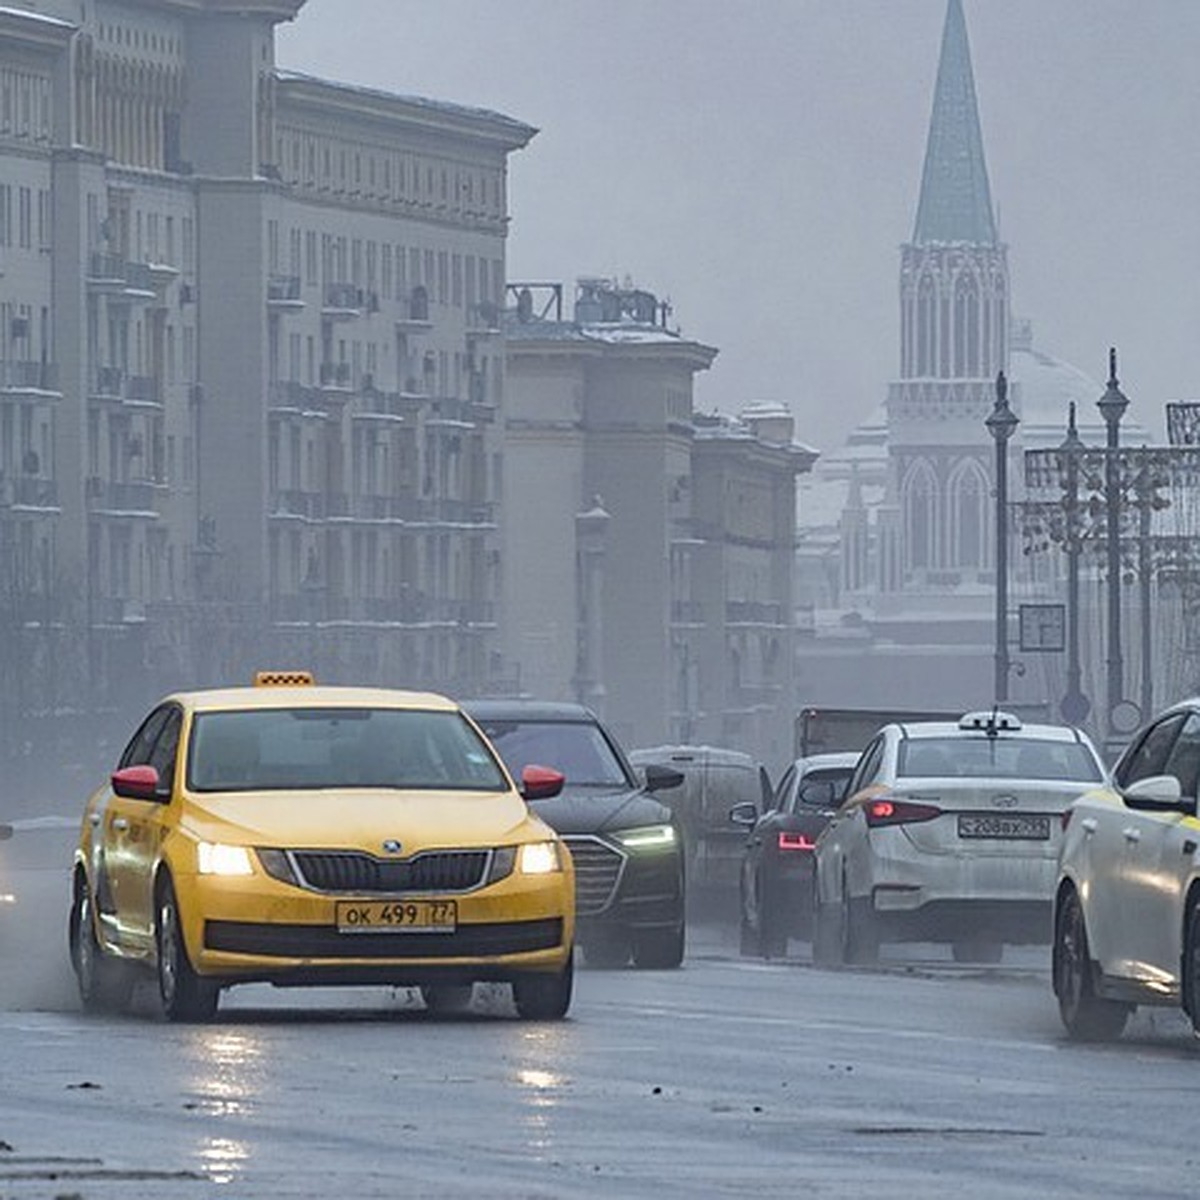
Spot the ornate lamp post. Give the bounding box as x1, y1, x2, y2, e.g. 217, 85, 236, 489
1059, 404, 1090, 724
986, 371, 1019, 703
1097, 348, 1129, 740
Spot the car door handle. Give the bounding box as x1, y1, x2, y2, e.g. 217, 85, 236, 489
111, 817, 129, 832
1122, 827, 1141, 844
1080, 817, 1098, 834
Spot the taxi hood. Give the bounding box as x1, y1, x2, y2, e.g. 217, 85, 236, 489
178, 788, 539, 850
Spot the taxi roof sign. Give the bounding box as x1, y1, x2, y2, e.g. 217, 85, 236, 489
254, 670, 315, 687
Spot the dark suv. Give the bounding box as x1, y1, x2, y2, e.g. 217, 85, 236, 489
464, 700, 686, 968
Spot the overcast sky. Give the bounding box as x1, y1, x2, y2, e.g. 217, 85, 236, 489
277, 1, 1200, 454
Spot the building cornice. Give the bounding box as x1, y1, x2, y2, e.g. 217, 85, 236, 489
276, 71, 537, 154
116, 0, 306, 21
0, 7, 76, 53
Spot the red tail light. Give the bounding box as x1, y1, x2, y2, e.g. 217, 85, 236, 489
865, 798, 942, 827
778, 831, 816, 852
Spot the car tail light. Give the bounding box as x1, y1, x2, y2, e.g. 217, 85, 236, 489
778, 831, 816, 851
864, 797, 942, 827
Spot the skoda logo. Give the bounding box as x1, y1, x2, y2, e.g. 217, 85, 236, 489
991, 794, 1019, 809
382, 839, 403, 855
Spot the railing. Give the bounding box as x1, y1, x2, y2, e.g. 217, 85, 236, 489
725, 600, 785, 625
0, 360, 58, 391
94, 366, 124, 397
270, 490, 324, 519
88, 252, 126, 281
6, 477, 58, 507
319, 361, 352, 387
268, 274, 302, 303
323, 282, 363, 310
671, 601, 706, 624
126, 375, 160, 404
89, 480, 158, 512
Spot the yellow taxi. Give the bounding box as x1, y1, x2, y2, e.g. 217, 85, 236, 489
70, 673, 575, 1021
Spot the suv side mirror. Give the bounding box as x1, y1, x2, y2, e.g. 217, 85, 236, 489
521, 764, 565, 801
643, 763, 684, 793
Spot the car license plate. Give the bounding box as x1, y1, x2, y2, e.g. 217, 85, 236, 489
336, 900, 457, 933
957, 814, 1050, 840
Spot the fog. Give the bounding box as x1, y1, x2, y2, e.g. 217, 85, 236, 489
279, 0, 1200, 452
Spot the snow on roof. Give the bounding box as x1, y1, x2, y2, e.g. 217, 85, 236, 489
0, 5, 75, 29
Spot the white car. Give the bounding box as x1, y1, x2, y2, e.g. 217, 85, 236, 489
1054, 697, 1200, 1040
813, 710, 1106, 966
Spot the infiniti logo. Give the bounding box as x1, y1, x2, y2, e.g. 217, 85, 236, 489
991, 794, 1019, 809
382, 839, 404, 854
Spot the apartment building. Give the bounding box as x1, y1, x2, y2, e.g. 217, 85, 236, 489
0, 0, 533, 745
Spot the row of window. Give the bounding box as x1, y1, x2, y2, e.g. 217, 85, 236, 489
275, 124, 505, 219
0, 67, 52, 141
0, 185, 52, 251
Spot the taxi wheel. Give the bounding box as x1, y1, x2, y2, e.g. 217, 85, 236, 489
1054, 887, 1129, 1041
512, 953, 574, 1020
70, 883, 134, 1014
420, 984, 475, 1014
155, 878, 219, 1023
632, 922, 685, 969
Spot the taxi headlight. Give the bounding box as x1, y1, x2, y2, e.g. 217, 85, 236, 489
197, 842, 254, 876
613, 824, 677, 851
518, 841, 561, 875
487, 846, 517, 883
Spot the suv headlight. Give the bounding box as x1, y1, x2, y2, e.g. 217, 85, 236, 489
613, 824, 677, 851
197, 842, 254, 876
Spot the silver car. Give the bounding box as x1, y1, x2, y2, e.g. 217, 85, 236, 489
813, 710, 1106, 966
1054, 698, 1200, 1041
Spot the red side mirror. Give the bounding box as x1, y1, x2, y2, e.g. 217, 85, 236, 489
521, 764, 565, 801
111, 764, 162, 802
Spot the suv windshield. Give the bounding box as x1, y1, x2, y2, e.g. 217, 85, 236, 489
898, 736, 1103, 782
188, 708, 507, 792
475, 719, 629, 787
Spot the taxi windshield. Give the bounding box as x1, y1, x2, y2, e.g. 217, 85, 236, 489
188, 707, 508, 792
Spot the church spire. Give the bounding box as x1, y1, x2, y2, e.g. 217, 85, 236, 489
912, 0, 997, 246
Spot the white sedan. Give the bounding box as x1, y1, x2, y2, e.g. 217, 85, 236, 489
1054, 697, 1200, 1040
813, 711, 1106, 966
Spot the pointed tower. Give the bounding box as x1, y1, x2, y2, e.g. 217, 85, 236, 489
888, 0, 1009, 586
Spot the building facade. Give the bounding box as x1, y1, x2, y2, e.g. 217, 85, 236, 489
0, 0, 533, 771
503, 279, 813, 767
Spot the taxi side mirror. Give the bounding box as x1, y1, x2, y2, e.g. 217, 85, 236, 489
1122, 774, 1194, 814
111, 764, 162, 802
0, 823, 12, 842
729, 801, 758, 828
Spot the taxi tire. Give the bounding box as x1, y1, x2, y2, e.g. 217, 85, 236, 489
155, 878, 219, 1023
1183, 902, 1200, 1036
844, 893, 879, 966
70, 883, 134, 1014
632, 921, 685, 969
512, 952, 574, 1020
1054, 887, 1129, 1042
420, 984, 475, 1014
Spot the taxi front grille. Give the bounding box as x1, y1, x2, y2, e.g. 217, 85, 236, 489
562, 835, 625, 915
291, 849, 489, 894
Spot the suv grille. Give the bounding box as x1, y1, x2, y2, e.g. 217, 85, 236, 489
563, 835, 625, 915
291, 849, 489, 894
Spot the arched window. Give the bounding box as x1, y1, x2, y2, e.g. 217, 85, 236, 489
918, 276, 936, 376
954, 274, 979, 376
948, 459, 989, 568
903, 459, 938, 572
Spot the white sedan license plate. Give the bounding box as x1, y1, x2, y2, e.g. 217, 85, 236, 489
336, 899, 457, 933
958, 813, 1050, 840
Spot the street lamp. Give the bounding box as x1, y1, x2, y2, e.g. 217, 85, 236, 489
1058, 403, 1090, 725
986, 371, 1019, 703
1097, 348, 1129, 740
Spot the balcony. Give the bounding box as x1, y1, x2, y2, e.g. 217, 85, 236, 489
319, 361, 353, 391
267, 274, 304, 311
395, 288, 432, 333
91, 366, 125, 401
0, 360, 60, 396
86, 478, 160, 516
671, 601, 706, 626
725, 600, 786, 627
268, 381, 320, 412
86, 254, 156, 300
126, 375, 162, 409
269, 489, 325, 520
0, 476, 59, 511
322, 282, 363, 319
